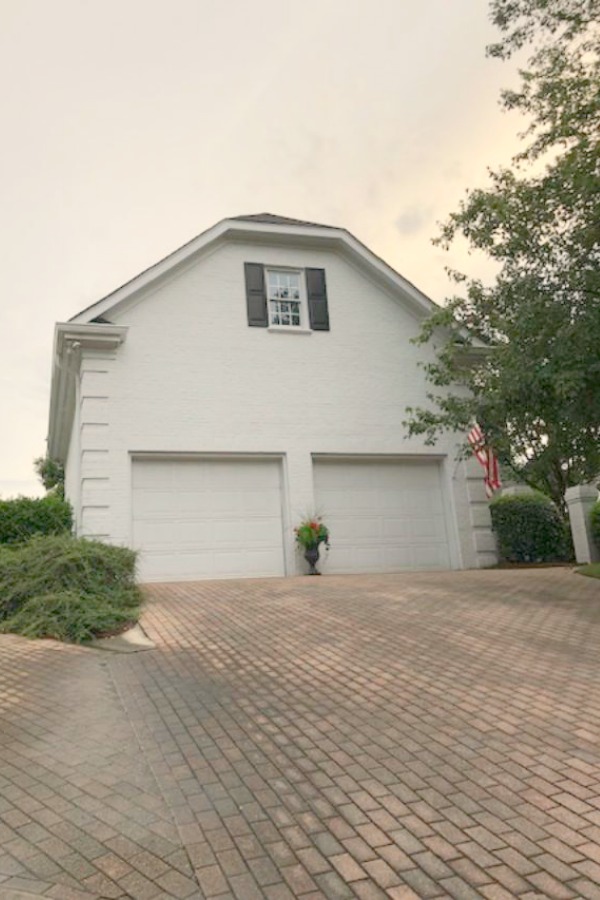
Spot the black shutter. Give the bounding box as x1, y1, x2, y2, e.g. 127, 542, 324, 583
306, 268, 330, 331
244, 263, 268, 327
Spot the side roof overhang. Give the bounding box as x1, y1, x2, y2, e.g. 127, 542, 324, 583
68, 216, 440, 324
47, 323, 128, 462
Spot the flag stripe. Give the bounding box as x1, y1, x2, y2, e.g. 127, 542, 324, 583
468, 423, 501, 497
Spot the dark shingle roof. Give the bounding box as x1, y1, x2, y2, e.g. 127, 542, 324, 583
231, 213, 338, 229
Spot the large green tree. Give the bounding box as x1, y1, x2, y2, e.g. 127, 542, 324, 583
405, 0, 600, 512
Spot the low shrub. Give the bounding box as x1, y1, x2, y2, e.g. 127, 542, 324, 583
0, 495, 72, 545
1, 591, 139, 643
490, 492, 572, 563
0, 535, 140, 643
590, 499, 600, 549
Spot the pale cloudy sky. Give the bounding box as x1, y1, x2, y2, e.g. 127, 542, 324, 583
0, 0, 523, 498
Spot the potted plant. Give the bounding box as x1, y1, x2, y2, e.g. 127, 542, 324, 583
294, 517, 330, 575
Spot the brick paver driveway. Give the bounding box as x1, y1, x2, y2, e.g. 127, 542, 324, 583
1, 571, 600, 900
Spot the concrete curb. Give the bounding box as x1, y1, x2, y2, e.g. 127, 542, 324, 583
90, 622, 155, 653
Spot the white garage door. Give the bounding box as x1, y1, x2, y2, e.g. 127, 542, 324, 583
132, 457, 285, 582
313, 458, 451, 573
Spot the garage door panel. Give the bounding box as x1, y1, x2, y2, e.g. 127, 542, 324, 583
212, 518, 255, 544
413, 545, 447, 566
383, 517, 411, 539
334, 517, 383, 541
140, 553, 185, 580
212, 550, 249, 576
170, 464, 208, 490
403, 491, 429, 514
177, 491, 213, 516
314, 459, 451, 574
212, 519, 244, 544
246, 519, 283, 545
381, 490, 405, 510
133, 491, 183, 518
242, 490, 281, 515
175, 521, 213, 546
409, 519, 438, 539
135, 520, 179, 547
133, 461, 175, 489
133, 458, 285, 582
173, 552, 218, 579
355, 548, 385, 569
207, 491, 243, 515
383, 546, 414, 568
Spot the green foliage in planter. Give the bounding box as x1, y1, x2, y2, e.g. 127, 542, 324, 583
294, 517, 330, 550
490, 492, 572, 563
0, 535, 141, 643
0, 495, 72, 545
590, 500, 600, 549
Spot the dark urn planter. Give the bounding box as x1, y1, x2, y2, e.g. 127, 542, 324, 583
304, 544, 321, 575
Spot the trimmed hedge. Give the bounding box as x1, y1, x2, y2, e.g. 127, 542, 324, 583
0, 535, 140, 643
490, 492, 572, 563
0, 495, 72, 545
590, 499, 600, 549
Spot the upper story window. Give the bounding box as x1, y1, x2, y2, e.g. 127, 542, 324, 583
244, 262, 330, 332
267, 269, 303, 328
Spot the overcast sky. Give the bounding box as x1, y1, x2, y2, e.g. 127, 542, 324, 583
0, 0, 524, 498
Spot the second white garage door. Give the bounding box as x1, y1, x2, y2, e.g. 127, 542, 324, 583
313, 458, 452, 573
132, 457, 285, 582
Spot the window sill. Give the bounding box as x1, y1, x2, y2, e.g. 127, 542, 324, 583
267, 326, 312, 335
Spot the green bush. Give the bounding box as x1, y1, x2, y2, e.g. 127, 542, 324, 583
590, 500, 600, 549
490, 492, 572, 563
0, 495, 72, 545
0, 535, 140, 643
1, 591, 139, 643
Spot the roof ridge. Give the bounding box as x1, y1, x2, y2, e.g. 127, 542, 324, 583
231, 213, 338, 229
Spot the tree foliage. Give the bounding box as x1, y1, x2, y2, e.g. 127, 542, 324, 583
34, 456, 65, 498
405, 0, 600, 511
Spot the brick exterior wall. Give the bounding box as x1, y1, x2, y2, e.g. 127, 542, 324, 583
64, 238, 495, 572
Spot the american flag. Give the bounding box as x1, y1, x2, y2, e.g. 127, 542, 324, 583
467, 423, 501, 498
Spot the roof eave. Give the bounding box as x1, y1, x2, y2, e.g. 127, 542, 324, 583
47, 324, 128, 462
68, 218, 438, 325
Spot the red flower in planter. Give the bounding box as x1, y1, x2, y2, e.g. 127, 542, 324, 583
294, 517, 330, 551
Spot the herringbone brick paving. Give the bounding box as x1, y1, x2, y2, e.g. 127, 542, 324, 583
1, 570, 599, 898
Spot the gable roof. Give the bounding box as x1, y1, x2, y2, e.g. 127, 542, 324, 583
68, 213, 439, 325
231, 213, 338, 228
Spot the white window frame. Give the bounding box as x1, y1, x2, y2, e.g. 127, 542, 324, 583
265, 267, 308, 331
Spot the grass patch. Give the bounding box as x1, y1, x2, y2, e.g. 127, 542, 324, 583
577, 563, 600, 579
0, 535, 141, 643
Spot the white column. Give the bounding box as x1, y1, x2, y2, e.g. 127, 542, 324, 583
451, 457, 497, 569
565, 484, 600, 564
79, 352, 112, 541
283, 450, 316, 575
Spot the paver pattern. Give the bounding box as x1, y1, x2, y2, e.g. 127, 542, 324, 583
1, 569, 599, 899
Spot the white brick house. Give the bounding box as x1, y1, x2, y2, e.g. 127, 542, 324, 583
47, 214, 496, 582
